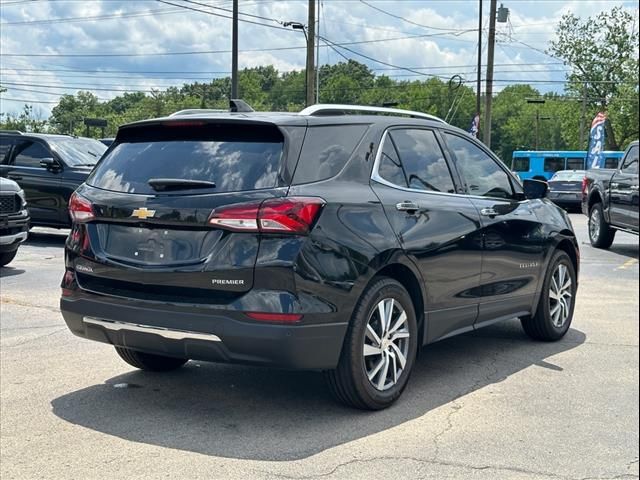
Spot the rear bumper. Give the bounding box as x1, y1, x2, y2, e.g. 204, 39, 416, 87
60, 294, 348, 370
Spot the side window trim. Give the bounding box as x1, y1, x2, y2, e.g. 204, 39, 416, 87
371, 126, 465, 196
440, 130, 521, 200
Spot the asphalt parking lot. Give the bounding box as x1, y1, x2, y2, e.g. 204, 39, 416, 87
1, 213, 638, 480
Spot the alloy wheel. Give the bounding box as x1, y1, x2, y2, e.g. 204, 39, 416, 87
363, 298, 411, 391
549, 263, 573, 328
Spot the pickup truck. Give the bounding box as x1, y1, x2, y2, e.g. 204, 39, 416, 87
582, 140, 639, 248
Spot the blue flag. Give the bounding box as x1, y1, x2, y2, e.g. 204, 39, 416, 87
586, 112, 607, 169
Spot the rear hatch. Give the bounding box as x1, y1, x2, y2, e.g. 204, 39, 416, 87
71, 119, 295, 303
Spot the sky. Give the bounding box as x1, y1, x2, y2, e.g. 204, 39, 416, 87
0, 0, 638, 117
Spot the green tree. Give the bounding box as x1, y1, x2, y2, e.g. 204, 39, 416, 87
548, 7, 639, 149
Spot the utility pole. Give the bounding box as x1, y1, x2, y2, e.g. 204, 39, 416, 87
306, 0, 316, 107
483, 0, 497, 147
476, 0, 483, 119
527, 98, 545, 150
315, 0, 320, 103
231, 0, 239, 99
579, 82, 587, 149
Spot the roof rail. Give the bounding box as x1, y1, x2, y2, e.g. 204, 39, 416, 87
169, 109, 227, 117
0, 130, 23, 135
299, 104, 446, 123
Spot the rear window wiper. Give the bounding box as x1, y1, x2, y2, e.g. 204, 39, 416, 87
148, 178, 217, 191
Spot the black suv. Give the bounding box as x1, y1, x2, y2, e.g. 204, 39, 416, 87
60, 104, 579, 409
0, 131, 106, 228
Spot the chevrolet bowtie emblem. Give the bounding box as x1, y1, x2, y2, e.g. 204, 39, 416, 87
131, 207, 156, 220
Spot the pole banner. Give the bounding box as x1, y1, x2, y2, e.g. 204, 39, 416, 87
469, 113, 480, 137
586, 112, 607, 169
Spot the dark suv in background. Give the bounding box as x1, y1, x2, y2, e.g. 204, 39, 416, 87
0, 131, 106, 228
60, 104, 579, 410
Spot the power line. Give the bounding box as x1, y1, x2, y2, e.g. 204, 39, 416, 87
358, 0, 473, 33
0, 7, 186, 26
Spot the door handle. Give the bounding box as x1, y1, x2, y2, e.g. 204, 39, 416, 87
611, 182, 619, 189
396, 201, 419, 213
480, 207, 498, 217
630, 185, 639, 191
8, 175, 22, 181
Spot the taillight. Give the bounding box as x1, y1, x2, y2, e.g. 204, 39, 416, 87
208, 197, 325, 234
61, 270, 75, 297
581, 177, 588, 195
69, 192, 95, 222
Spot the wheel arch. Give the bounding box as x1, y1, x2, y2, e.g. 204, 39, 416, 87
532, 233, 579, 317
363, 257, 427, 347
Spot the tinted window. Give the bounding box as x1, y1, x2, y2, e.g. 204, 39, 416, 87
444, 133, 514, 199
544, 157, 565, 173
378, 136, 407, 187
566, 157, 584, 170
88, 125, 284, 194
293, 125, 367, 184
621, 146, 638, 174
387, 129, 455, 193
0, 137, 13, 163
13, 141, 50, 168
604, 157, 621, 169
512, 157, 530, 171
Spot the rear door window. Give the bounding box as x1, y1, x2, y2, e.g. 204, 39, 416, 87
88, 123, 285, 194
384, 128, 456, 193
0, 137, 14, 163
292, 125, 367, 184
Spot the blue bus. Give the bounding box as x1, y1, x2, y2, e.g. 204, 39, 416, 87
510, 150, 624, 181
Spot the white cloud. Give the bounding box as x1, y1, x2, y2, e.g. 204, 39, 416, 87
1, 0, 637, 116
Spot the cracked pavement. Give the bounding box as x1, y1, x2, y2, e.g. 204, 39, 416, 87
1, 215, 638, 480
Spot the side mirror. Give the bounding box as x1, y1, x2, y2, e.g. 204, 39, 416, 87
523, 179, 548, 200
39, 157, 61, 171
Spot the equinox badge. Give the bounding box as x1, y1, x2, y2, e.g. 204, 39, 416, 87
131, 207, 156, 220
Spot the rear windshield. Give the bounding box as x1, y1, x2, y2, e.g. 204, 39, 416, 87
550, 170, 585, 181
87, 123, 284, 194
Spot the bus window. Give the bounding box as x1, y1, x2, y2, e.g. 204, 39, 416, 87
604, 157, 620, 169
512, 157, 530, 171
566, 157, 584, 170
544, 157, 565, 173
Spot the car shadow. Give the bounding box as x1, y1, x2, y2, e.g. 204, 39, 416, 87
608, 243, 639, 260
0, 266, 25, 277
24, 230, 68, 248
51, 320, 586, 462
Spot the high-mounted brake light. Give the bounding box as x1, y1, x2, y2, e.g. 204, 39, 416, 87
208, 197, 325, 234
162, 121, 206, 127
69, 192, 95, 222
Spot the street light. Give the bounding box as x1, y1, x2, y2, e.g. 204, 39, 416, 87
284, 21, 311, 104
527, 98, 547, 151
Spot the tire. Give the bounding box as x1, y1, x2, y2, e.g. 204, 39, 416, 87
114, 346, 188, 372
588, 203, 616, 249
521, 250, 577, 341
325, 277, 418, 410
0, 250, 18, 267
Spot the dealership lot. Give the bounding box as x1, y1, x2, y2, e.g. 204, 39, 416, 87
0, 214, 638, 480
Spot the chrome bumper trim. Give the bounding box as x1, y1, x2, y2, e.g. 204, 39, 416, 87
0, 230, 28, 245
83, 317, 222, 342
